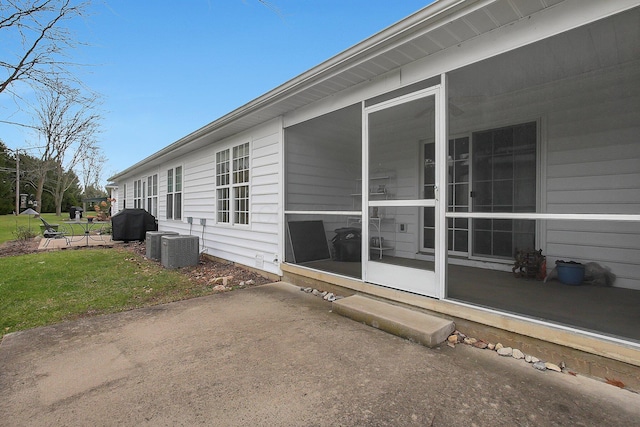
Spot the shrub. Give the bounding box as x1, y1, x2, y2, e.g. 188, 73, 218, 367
13, 226, 36, 241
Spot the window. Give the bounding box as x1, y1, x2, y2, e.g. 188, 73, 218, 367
216, 142, 250, 225
471, 122, 536, 259
122, 183, 127, 209
233, 143, 250, 224
133, 179, 144, 209
424, 137, 470, 253
216, 150, 230, 223
166, 167, 182, 220
423, 122, 536, 260
147, 174, 158, 217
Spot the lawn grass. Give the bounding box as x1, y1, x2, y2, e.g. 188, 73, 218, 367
0, 213, 65, 244
0, 247, 212, 337
0, 213, 108, 245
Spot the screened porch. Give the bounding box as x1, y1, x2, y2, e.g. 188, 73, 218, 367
283, 8, 640, 344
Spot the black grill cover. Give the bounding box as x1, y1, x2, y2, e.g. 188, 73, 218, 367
111, 209, 158, 241
332, 227, 361, 262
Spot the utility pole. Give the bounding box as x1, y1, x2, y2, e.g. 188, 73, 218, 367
15, 149, 19, 215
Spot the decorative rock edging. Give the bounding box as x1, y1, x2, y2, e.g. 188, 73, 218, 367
211, 278, 255, 292
300, 291, 627, 390
447, 330, 568, 376
300, 287, 344, 302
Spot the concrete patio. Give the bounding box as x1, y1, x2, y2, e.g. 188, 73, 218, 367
38, 234, 122, 250
1, 282, 639, 426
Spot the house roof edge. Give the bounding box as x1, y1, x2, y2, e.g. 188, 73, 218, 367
108, 0, 469, 181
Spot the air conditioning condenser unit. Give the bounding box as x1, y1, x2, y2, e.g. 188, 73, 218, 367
146, 231, 179, 261
161, 235, 199, 269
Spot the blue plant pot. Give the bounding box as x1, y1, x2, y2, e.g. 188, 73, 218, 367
557, 262, 585, 285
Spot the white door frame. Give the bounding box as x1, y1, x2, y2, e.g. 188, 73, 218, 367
362, 78, 447, 298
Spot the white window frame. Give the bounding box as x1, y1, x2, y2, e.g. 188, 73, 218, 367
133, 179, 144, 209
147, 174, 158, 217
166, 166, 182, 220
216, 150, 230, 223
216, 142, 250, 225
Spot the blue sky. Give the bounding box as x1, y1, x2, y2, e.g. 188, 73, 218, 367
1, 0, 433, 183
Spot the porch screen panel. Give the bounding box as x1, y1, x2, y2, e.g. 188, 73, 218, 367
284, 104, 362, 277
369, 96, 435, 202
367, 93, 436, 273
285, 103, 361, 214
445, 7, 640, 342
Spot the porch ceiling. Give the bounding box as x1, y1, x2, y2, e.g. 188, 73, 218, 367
111, 0, 569, 179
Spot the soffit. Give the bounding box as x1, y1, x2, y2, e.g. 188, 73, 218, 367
259, 0, 567, 121
261, 0, 566, 130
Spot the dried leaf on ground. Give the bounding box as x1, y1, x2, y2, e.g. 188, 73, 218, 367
0, 239, 273, 289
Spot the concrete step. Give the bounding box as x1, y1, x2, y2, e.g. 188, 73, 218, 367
333, 294, 454, 348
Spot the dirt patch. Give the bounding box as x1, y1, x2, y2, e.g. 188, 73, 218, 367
0, 239, 273, 289
0, 239, 41, 257
124, 241, 272, 288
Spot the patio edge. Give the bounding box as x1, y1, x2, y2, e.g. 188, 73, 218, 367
281, 263, 640, 392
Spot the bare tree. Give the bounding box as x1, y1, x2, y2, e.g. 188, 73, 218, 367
78, 144, 106, 194
0, 0, 89, 99
25, 80, 101, 215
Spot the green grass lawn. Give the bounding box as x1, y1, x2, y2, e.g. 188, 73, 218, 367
0, 247, 215, 338
0, 213, 105, 244
0, 212, 68, 243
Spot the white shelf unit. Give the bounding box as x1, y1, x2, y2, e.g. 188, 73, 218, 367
350, 173, 395, 259
350, 175, 392, 199
347, 216, 394, 259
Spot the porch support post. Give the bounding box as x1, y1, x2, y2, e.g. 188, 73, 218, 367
435, 73, 449, 299
361, 100, 369, 282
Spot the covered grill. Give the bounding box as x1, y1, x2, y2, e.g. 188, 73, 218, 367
111, 209, 157, 241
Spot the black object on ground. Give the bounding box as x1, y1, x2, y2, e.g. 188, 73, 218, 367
69, 206, 83, 220
332, 227, 361, 262
111, 209, 158, 241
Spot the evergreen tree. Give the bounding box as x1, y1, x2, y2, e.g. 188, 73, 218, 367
0, 142, 16, 214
